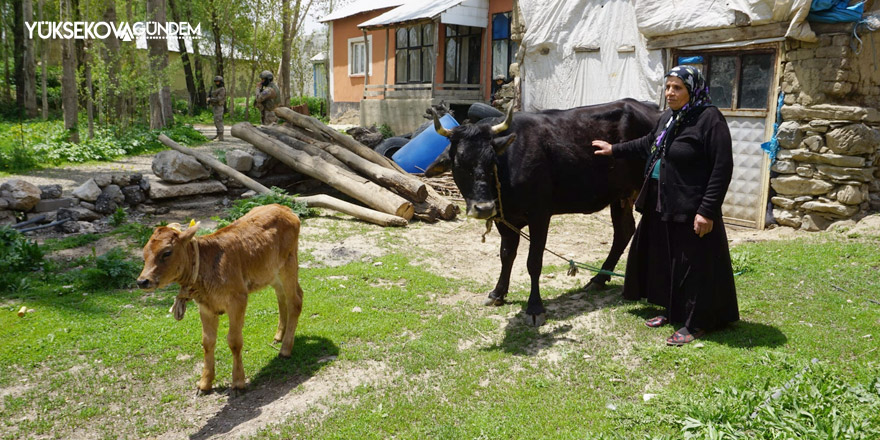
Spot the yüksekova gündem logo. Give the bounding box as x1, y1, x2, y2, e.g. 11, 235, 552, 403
26, 21, 202, 41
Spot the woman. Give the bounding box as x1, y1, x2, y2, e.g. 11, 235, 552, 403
592, 65, 739, 346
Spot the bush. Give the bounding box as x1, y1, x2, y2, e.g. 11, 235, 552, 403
289, 96, 328, 119
0, 227, 45, 291
77, 248, 141, 290
214, 187, 316, 229
378, 123, 394, 139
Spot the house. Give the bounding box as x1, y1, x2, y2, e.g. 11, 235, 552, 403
320, 0, 518, 133
519, 0, 880, 230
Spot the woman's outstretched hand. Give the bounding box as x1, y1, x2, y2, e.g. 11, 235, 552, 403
592, 140, 612, 156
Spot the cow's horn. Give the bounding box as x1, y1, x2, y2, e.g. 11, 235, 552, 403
491, 103, 514, 134
432, 110, 452, 138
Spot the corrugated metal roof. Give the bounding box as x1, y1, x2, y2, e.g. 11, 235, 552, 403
319, 0, 407, 23
358, 0, 473, 29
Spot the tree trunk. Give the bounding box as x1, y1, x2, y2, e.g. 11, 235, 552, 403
22, 0, 37, 116
59, 0, 78, 142
12, 0, 24, 111
280, 0, 291, 106
38, 0, 47, 119
168, 0, 197, 115
227, 33, 236, 118
147, 0, 172, 129
274, 107, 404, 172
266, 125, 428, 202
85, 42, 94, 138
157, 134, 408, 227
209, 0, 223, 80
232, 122, 414, 220
193, 41, 207, 112
245, 13, 258, 121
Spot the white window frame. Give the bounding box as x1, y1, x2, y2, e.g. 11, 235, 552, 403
348, 35, 372, 77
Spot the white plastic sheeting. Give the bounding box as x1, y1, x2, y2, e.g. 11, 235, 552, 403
519, 0, 664, 111
634, 0, 815, 42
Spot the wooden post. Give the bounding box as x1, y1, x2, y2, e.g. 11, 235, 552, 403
362, 30, 369, 99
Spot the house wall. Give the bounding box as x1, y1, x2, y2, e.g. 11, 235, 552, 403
769, 30, 880, 230
330, 10, 395, 121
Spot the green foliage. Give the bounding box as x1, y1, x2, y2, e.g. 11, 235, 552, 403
289, 96, 328, 119
109, 208, 127, 227
730, 248, 756, 275
112, 223, 154, 248
0, 227, 45, 291
214, 187, 316, 229
0, 120, 206, 173
378, 123, 394, 139
77, 248, 141, 290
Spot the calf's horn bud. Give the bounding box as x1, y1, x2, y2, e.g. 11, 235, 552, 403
490, 103, 514, 134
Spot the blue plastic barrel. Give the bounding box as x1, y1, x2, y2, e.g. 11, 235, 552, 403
392, 114, 459, 173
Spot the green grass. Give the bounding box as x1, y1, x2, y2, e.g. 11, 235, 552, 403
1, 231, 879, 439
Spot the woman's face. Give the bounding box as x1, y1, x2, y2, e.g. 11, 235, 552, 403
665, 76, 690, 111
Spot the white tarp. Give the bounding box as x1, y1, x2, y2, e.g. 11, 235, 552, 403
634, 0, 816, 42
519, 0, 664, 111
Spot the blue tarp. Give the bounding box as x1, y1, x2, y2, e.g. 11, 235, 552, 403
761, 92, 785, 166
808, 0, 865, 23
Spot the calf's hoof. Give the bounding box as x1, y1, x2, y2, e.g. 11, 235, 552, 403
525, 313, 547, 327
196, 387, 213, 396
229, 387, 247, 398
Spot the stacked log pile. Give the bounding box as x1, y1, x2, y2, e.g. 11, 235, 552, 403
161, 107, 459, 227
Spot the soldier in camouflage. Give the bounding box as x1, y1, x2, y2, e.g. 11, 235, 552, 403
207, 75, 226, 141
254, 70, 281, 125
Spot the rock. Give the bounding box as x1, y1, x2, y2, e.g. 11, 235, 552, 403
0, 210, 16, 225
112, 174, 131, 187
776, 121, 803, 149
770, 176, 834, 195
241, 190, 258, 199
790, 150, 865, 167
794, 195, 814, 203
72, 179, 102, 202
814, 164, 875, 182
796, 166, 814, 178
39, 184, 63, 199
93, 174, 112, 188
94, 194, 118, 215
829, 219, 857, 232
122, 185, 146, 205
27, 210, 55, 222
57, 207, 101, 222
870, 194, 880, 210
771, 160, 797, 174
836, 184, 865, 205
152, 150, 211, 183
79, 201, 96, 211
32, 198, 76, 213
0, 179, 42, 211
771, 196, 796, 209
148, 180, 228, 199
226, 149, 254, 172
808, 119, 830, 133
103, 185, 125, 204
801, 201, 859, 218
801, 135, 824, 151
0, 198, 7, 210
781, 104, 880, 123
825, 124, 880, 155
129, 173, 143, 185
139, 176, 151, 192
801, 213, 832, 231
773, 208, 802, 228
248, 151, 276, 178
61, 220, 98, 234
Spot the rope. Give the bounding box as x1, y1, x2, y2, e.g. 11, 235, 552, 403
483, 164, 625, 279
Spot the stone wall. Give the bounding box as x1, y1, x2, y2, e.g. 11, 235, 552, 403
771, 32, 880, 230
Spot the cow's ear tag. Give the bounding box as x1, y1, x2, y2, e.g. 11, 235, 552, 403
491, 134, 517, 155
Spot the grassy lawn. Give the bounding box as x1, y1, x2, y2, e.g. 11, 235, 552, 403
1, 223, 879, 439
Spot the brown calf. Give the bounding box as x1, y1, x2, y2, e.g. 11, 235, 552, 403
136, 204, 303, 393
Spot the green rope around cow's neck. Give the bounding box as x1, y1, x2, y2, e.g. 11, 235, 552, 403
484, 163, 625, 279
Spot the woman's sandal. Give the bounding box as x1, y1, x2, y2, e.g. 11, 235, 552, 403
645, 316, 669, 328
666, 327, 705, 346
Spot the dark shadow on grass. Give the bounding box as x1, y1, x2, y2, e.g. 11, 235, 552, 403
189, 335, 339, 440
626, 305, 787, 348
483, 283, 625, 356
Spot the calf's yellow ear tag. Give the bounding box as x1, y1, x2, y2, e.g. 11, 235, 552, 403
188, 219, 197, 228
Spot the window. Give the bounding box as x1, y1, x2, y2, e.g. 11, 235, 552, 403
491, 12, 518, 81
395, 23, 434, 84
348, 36, 372, 76
445, 25, 482, 84
675, 51, 774, 110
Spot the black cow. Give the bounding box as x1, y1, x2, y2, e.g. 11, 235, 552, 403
425, 99, 661, 325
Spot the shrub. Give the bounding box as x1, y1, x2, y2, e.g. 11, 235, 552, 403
378, 123, 394, 139
214, 187, 316, 229
0, 227, 45, 291
77, 248, 141, 290
110, 207, 128, 227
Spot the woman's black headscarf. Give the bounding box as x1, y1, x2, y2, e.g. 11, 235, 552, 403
652, 65, 712, 156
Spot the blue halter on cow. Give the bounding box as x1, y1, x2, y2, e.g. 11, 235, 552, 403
424, 99, 661, 325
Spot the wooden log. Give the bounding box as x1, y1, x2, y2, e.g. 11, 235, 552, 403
232, 122, 414, 220
157, 134, 408, 227
274, 107, 406, 173
265, 126, 428, 202
259, 128, 352, 171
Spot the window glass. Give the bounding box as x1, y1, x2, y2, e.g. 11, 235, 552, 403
738, 53, 773, 109
446, 25, 457, 37
408, 49, 420, 83
396, 50, 406, 83
422, 47, 433, 83
445, 38, 458, 82
492, 40, 508, 79
409, 26, 420, 47
396, 29, 407, 48
351, 41, 365, 75
423, 23, 434, 45
492, 13, 510, 39
708, 55, 735, 108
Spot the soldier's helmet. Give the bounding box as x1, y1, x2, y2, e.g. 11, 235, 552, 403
259, 70, 274, 81
214, 75, 223, 82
